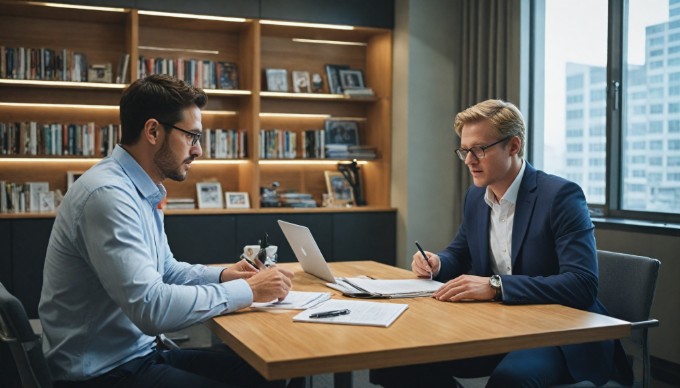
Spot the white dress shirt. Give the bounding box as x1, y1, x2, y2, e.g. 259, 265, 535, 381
484, 160, 526, 275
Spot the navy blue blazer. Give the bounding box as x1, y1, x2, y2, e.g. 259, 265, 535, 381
436, 162, 630, 385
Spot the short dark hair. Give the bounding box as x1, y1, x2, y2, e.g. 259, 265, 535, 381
119, 74, 208, 145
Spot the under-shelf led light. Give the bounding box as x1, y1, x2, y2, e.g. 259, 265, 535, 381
260, 20, 354, 30
193, 159, 248, 165
205, 89, 251, 96
202, 110, 238, 116
259, 113, 331, 119
0, 79, 125, 89
259, 160, 368, 166
138, 46, 219, 55
138, 10, 247, 23
28, 2, 126, 12
260, 91, 345, 99
292, 38, 367, 47
0, 102, 119, 110
0, 158, 102, 163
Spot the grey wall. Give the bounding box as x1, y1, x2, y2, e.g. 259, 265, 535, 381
391, 0, 460, 268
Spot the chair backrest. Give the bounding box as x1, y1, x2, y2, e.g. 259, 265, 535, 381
596, 250, 660, 323
0, 282, 52, 388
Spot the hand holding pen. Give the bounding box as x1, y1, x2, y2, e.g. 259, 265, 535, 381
413, 241, 439, 279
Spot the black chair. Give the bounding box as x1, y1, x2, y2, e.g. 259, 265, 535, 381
0, 281, 52, 388
553, 250, 661, 388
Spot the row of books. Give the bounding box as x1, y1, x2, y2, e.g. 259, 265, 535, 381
138, 57, 239, 90
1, 46, 88, 82
325, 144, 378, 159
1, 181, 57, 214
259, 129, 298, 159
0, 122, 120, 157
201, 129, 247, 159
164, 197, 196, 210
279, 192, 317, 208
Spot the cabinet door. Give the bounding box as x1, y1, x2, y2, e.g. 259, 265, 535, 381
0, 220, 11, 291
11, 218, 54, 319
332, 212, 396, 264
164, 215, 237, 265
236, 214, 333, 263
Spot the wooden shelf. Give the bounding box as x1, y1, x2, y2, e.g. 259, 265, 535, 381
0, 2, 392, 216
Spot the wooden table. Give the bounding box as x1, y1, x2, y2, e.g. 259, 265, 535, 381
207, 261, 630, 385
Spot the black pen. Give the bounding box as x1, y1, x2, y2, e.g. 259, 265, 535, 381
309, 309, 351, 319
415, 241, 433, 279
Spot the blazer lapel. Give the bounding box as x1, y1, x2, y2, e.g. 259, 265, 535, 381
512, 163, 538, 268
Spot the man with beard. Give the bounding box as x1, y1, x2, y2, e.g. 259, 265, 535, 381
39, 74, 292, 388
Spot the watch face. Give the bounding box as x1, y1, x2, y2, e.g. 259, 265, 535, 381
490, 275, 501, 288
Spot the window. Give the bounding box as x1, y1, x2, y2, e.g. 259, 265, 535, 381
532, 0, 680, 218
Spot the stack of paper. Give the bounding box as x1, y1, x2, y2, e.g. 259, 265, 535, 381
327, 278, 443, 298
251, 291, 331, 310
293, 299, 408, 327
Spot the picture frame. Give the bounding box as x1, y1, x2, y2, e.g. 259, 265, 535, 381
292, 71, 311, 93
265, 68, 289, 92
338, 69, 365, 90
325, 171, 354, 206
66, 171, 85, 192
217, 61, 239, 90
325, 64, 349, 94
196, 182, 224, 209
225, 191, 250, 209
324, 120, 360, 146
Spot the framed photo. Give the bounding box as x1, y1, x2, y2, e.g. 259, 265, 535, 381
196, 182, 224, 209
217, 61, 239, 90
292, 71, 311, 93
265, 68, 289, 92
325, 64, 349, 93
325, 171, 354, 206
338, 69, 364, 89
66, 171, 85, 192
225, 191, 250, 209
324, 120, 359, 146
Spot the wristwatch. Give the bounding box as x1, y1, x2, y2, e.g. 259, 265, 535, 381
489, 275, 503, 301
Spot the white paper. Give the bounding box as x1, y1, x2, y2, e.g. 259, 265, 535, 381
251, 291, 331, 310
293, 299, 408, 327
339, 278, 444, 298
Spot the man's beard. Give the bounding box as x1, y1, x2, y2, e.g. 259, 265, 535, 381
154, 138, 193, 182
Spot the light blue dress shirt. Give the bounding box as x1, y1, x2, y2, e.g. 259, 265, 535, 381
39, 145, 253, 381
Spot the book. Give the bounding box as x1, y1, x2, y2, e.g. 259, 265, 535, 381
27, 181, 49, 212
115, 53, 130, 84
293, 299, 408, 327
217, 62, 239, 90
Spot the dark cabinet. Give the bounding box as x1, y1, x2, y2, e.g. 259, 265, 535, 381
0, 220, 11, 290
332, 212, 396, 264
164, 215, 237, 265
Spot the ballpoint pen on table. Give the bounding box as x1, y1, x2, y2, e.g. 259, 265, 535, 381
415, 241, 433, 280
309, 309, 351, 319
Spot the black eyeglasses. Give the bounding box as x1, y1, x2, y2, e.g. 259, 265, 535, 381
158, 121, 202, 146
455, 136, 513, 161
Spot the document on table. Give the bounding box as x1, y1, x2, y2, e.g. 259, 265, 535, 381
251, 291, 331, 310
293, 299, 408, 327
331, 278, 444, 298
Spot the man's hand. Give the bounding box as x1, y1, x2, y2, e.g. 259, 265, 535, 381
220, 259, 259, 282
411, 251, 441, 278
246, 267, 293, 302
433, 274, 495, 302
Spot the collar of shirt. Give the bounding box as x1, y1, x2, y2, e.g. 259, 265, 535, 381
484, 159, 526, 208
111, 145, 167, 208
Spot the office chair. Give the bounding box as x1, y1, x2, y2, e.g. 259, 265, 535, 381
0, 281, 52, 388
552, 250, 661, 388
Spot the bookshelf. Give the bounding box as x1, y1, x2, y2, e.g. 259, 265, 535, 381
0, 1, 393, 216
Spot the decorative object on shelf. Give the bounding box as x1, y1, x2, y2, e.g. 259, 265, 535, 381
66, 171, 85, 192
324, 171, 354, 206
27, 182, 49, 212
292, 71, 311, 93
279, 192, 317, 208
338, 160, 366, 206
265, 68, 289, 92
311, 73, 324, 93
338, 69, 365, 90
115, 53, 130, 84
225, 192, 250, 209
324, 120, 359, 146
217, 62, 239, 90
325, 64, 349, 94
260, 181, 281, 207
196, 182, 224, 209
87, 63, 112, 83
39, 191, 55, 212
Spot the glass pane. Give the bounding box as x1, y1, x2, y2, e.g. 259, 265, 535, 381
538, 0, 608, 204
623, 0, 675, 212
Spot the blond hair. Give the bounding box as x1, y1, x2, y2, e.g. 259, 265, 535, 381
454, 99, 526, 157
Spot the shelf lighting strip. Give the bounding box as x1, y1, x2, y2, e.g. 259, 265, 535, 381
260, 20, 354, 30
138, 10, 247, 23
0, 102, 118, 110
292, 38, 367, 47
28, 2, 126, 12
138, 46, 219, 55
0, 79, 125, 89
259, 160, 368, 165
259, 113, 331, 118
0, 158, 102, 163
260, 91, 345, 99
1, 158, 367, 165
